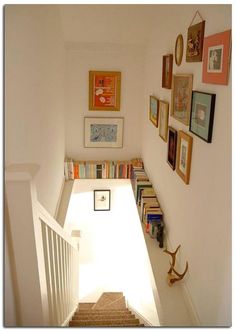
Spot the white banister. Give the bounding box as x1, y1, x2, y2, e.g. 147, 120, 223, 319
5, 164, 79, 326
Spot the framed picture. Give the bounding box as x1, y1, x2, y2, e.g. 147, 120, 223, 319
162, 54, 173, 89
94, 190, 111, 211
202, 30, 231, 85
149, 96, 159, 127
89, 71, 121, 110
167, 127, 178, 170
171, 74, 193, 126
84, 117, 123, 148
186, 21, 205, 62
176, 131, 193, 185
175, 34, 184, 66
159, 100, 169, 142
190, 91, 216, 143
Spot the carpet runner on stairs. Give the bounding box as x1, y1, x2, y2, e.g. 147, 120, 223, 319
69, 292, 145, 327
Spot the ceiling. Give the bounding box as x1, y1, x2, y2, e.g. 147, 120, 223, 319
58, 4, 160, 46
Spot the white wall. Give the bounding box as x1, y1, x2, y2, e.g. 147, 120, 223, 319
64, 179, 160, 326
5, 5, 66, 326
5, 5, 66, 216
142, 4, 231, 326
65, 43, 144, 160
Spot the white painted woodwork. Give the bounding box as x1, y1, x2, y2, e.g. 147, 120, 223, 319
5, 165, 79, 326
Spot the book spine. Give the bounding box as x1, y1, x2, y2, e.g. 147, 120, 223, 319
64, 159, 69, 181
74, 163, 79, 179
68, 159, 74, 180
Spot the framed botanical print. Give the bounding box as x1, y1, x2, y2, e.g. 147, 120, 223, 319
190, 91, 216, 143
176, 131, 193, 185
149, 96, 159, 127
171, 74, 193, 125
89, 71, 121, 110
94, 190, 111, 211
167, 127, 178, 170
202, 30, 231, 85
84, 117, 123, 148
159, 100, 169, 142
175, 34, 184, 66
162, 54, 173, 89
186, 21, 205, 62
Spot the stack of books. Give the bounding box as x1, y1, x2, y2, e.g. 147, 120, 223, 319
64, 159, 132, 180
131, 166, 165, 248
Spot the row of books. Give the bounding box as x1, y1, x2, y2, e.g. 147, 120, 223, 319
64, 158, 144, 180
131, 164, 164, 248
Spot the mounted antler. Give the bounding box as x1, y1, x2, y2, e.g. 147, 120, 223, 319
163, 244, 181, 274
163, 245, 188, 286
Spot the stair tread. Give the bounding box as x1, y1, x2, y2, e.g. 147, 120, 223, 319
73, 314, 135, 320
92, 292, 125, 310
69, 318, 140, 326
76, 309, 130, 314
78, 303, 95, 309
70, 324, 144, 327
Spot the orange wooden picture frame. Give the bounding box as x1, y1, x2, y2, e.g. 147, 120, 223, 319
202, 30, 231, 85
176, 131, 193, 185
89, 71, 121, 111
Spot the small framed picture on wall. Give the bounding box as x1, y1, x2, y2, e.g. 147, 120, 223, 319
162, 54, 173, 89
89, 71, 121, 110
94, 190, 111, 211
186, 21, 205, 62
176, 131, 193, 185
202, 30, 231, 85
167, 127, 178, 170
171, 74, 193, 126
159, 100, 169, 142
189, 91, 216, 143
149, 96, 159, 127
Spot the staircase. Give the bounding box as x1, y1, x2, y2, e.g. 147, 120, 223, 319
69, 292, 145, 327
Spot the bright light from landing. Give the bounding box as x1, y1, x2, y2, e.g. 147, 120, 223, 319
65, 179, 159, 323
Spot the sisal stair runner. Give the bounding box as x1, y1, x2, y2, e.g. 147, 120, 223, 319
69, 292, 145, 327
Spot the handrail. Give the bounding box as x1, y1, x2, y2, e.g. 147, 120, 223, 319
35, 201, 79, 326
36, 201, 78, 250
5, 165, 79, 326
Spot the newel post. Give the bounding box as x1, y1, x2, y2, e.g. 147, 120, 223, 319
5, 164, 50, 326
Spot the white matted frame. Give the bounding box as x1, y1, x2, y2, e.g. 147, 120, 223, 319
84, 117, 124, 148
94, 190, 111, 211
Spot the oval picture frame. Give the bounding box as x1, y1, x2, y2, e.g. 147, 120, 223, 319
175, 34, 184, 66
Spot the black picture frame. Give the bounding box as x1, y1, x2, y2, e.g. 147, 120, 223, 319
167, 127, 178, 170
94, 190, 111, 211
189, 91, 216, 143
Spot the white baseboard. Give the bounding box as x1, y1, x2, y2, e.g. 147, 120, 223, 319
165, 236, 201, 326
182, 282, 201, 326
61, 304, 78, 327
126, 301, 153, 327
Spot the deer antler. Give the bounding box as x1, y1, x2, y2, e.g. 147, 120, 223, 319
168, 261, 189, 285
163, 244, 181, 274
164, 245, 189, 286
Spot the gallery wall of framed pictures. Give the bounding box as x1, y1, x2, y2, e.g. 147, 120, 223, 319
148, 9, 231, 185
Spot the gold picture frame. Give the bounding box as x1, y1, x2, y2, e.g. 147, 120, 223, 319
149, 95, 159, 127
175, 34, 184, 66
89, 71, 121, 111
171, 74, 193, 126
176, 131, 193, 184
159, 100, 169, 142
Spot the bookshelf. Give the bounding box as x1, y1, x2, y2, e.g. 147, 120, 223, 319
130, 160, 164, 248
64, 159, 132, 180
64, 157, 164, 246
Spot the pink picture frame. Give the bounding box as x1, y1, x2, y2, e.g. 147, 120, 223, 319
202, 30, 231, 85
